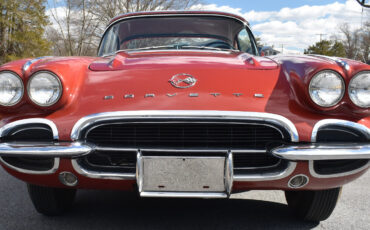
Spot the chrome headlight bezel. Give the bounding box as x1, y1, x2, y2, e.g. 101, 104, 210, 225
348, 71, 370, 108
0, 71, 24, 106
27, 71, 63, 107
308, 70, 345, 108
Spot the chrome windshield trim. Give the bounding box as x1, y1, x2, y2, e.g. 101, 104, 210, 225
0, 142, 92, 158
0, 157, 60, 175
311, 119, 370, 142
71, 110, 299, 142
104, 12, 248, 38
233, 161, 296, 182
0, 118, 59, 140
309, 160, 370, 178
99, 12, 250, 57
272, 144, 370, 160
22, 56, 53, 72
71, 159, 136, 180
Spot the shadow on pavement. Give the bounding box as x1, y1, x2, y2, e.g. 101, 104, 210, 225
35, 190, 319, 230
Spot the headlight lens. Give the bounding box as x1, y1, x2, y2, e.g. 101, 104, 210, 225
309, 70, 345, 107
349, 72, 370, 108
0, 72, 24, 106
28, 72, 62, 106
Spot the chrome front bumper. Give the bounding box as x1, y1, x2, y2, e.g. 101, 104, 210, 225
1, 142, 370, 160
0, 111, 369, 195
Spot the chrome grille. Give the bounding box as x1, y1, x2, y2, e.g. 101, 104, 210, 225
85, 122, 286, 149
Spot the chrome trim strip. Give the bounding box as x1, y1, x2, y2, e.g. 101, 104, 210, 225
309, 55, 350, 71
311, 119, 370, 142
0, 157, 60, 175
140, 191, 227, 198
309, 160, 370, 178
0, 142, 92, 158
272, 144, 370, 161
0, 118, 59, 140
71, 159, 136, 180
23, 56, 53, 72
233, 161, 297, 181
71, 110, 299, 142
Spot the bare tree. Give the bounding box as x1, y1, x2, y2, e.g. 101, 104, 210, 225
47, 0, 200, 56
47, 0, 101, 56
339, 23, 361, 60
359, 21, 370, 63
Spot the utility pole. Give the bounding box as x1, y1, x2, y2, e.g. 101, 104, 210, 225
316, 33, 327, 42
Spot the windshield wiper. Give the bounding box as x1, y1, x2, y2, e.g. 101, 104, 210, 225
179, 45, 236, 51
122, 45, 179, 52
118, 45, 236, 52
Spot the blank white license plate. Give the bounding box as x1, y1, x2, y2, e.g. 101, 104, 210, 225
141, 156, 226, 193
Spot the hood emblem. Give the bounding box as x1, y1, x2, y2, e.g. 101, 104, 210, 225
169, 73, 197, 89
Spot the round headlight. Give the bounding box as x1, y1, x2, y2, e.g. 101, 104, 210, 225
28, 72, 62, 107
349, 71, 370, 108
309, 70, 345, 107
0, 71, 24, 106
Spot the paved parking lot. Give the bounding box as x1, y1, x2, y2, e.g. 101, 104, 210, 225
0, 167, 369, 230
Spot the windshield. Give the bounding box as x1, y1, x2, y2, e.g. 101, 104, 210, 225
98, 16, 257, 56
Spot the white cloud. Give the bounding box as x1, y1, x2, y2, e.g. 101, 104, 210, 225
191, 0, 369, 54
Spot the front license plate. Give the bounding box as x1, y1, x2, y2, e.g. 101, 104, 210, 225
140, 156, 226, 193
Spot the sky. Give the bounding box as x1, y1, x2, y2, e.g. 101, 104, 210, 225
46, 0, 370, 54
192, 0, 370, 54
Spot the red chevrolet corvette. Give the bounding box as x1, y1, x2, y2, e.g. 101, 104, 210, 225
0, 11, 369, 221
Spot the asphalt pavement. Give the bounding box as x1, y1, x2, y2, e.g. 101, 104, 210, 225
0, 167, 369, 230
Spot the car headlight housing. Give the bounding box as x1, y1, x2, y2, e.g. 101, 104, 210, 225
0, 71, 24, 106
309, 70, 345, 107
28, 71, 62, 107
349, 71, 370, 108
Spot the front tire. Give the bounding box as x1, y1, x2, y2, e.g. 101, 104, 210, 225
27, 184, 76, 216
285, 187, 341, 222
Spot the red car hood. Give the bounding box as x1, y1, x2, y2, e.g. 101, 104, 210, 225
89, 51, 279, 71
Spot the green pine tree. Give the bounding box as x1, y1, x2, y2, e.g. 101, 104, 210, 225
304, 39, 346, 57
0, 0, 51, 64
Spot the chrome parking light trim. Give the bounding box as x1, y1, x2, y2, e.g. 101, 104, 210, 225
0, 157, 60, 175
308, 160, 370, 178
272, 144, 370, 161
0, 118, 59, 140
71, 110, 299, 142
0, 142, 92, 158
311, 119, 370, 142
71, 159, 136, 180
232, 161, 297, 181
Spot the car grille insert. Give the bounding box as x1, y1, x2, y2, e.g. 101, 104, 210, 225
80, 121, 289, 174
85, 122, 287, 149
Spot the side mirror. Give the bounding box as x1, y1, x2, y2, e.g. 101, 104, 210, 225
356, 0, 370, 8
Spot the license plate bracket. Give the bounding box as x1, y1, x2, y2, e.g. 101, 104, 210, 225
137, 151, 233, 198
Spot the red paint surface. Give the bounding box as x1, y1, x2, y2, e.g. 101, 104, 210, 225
0, 11, 370, 191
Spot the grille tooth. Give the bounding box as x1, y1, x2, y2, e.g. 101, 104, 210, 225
85, 123, 285, 149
